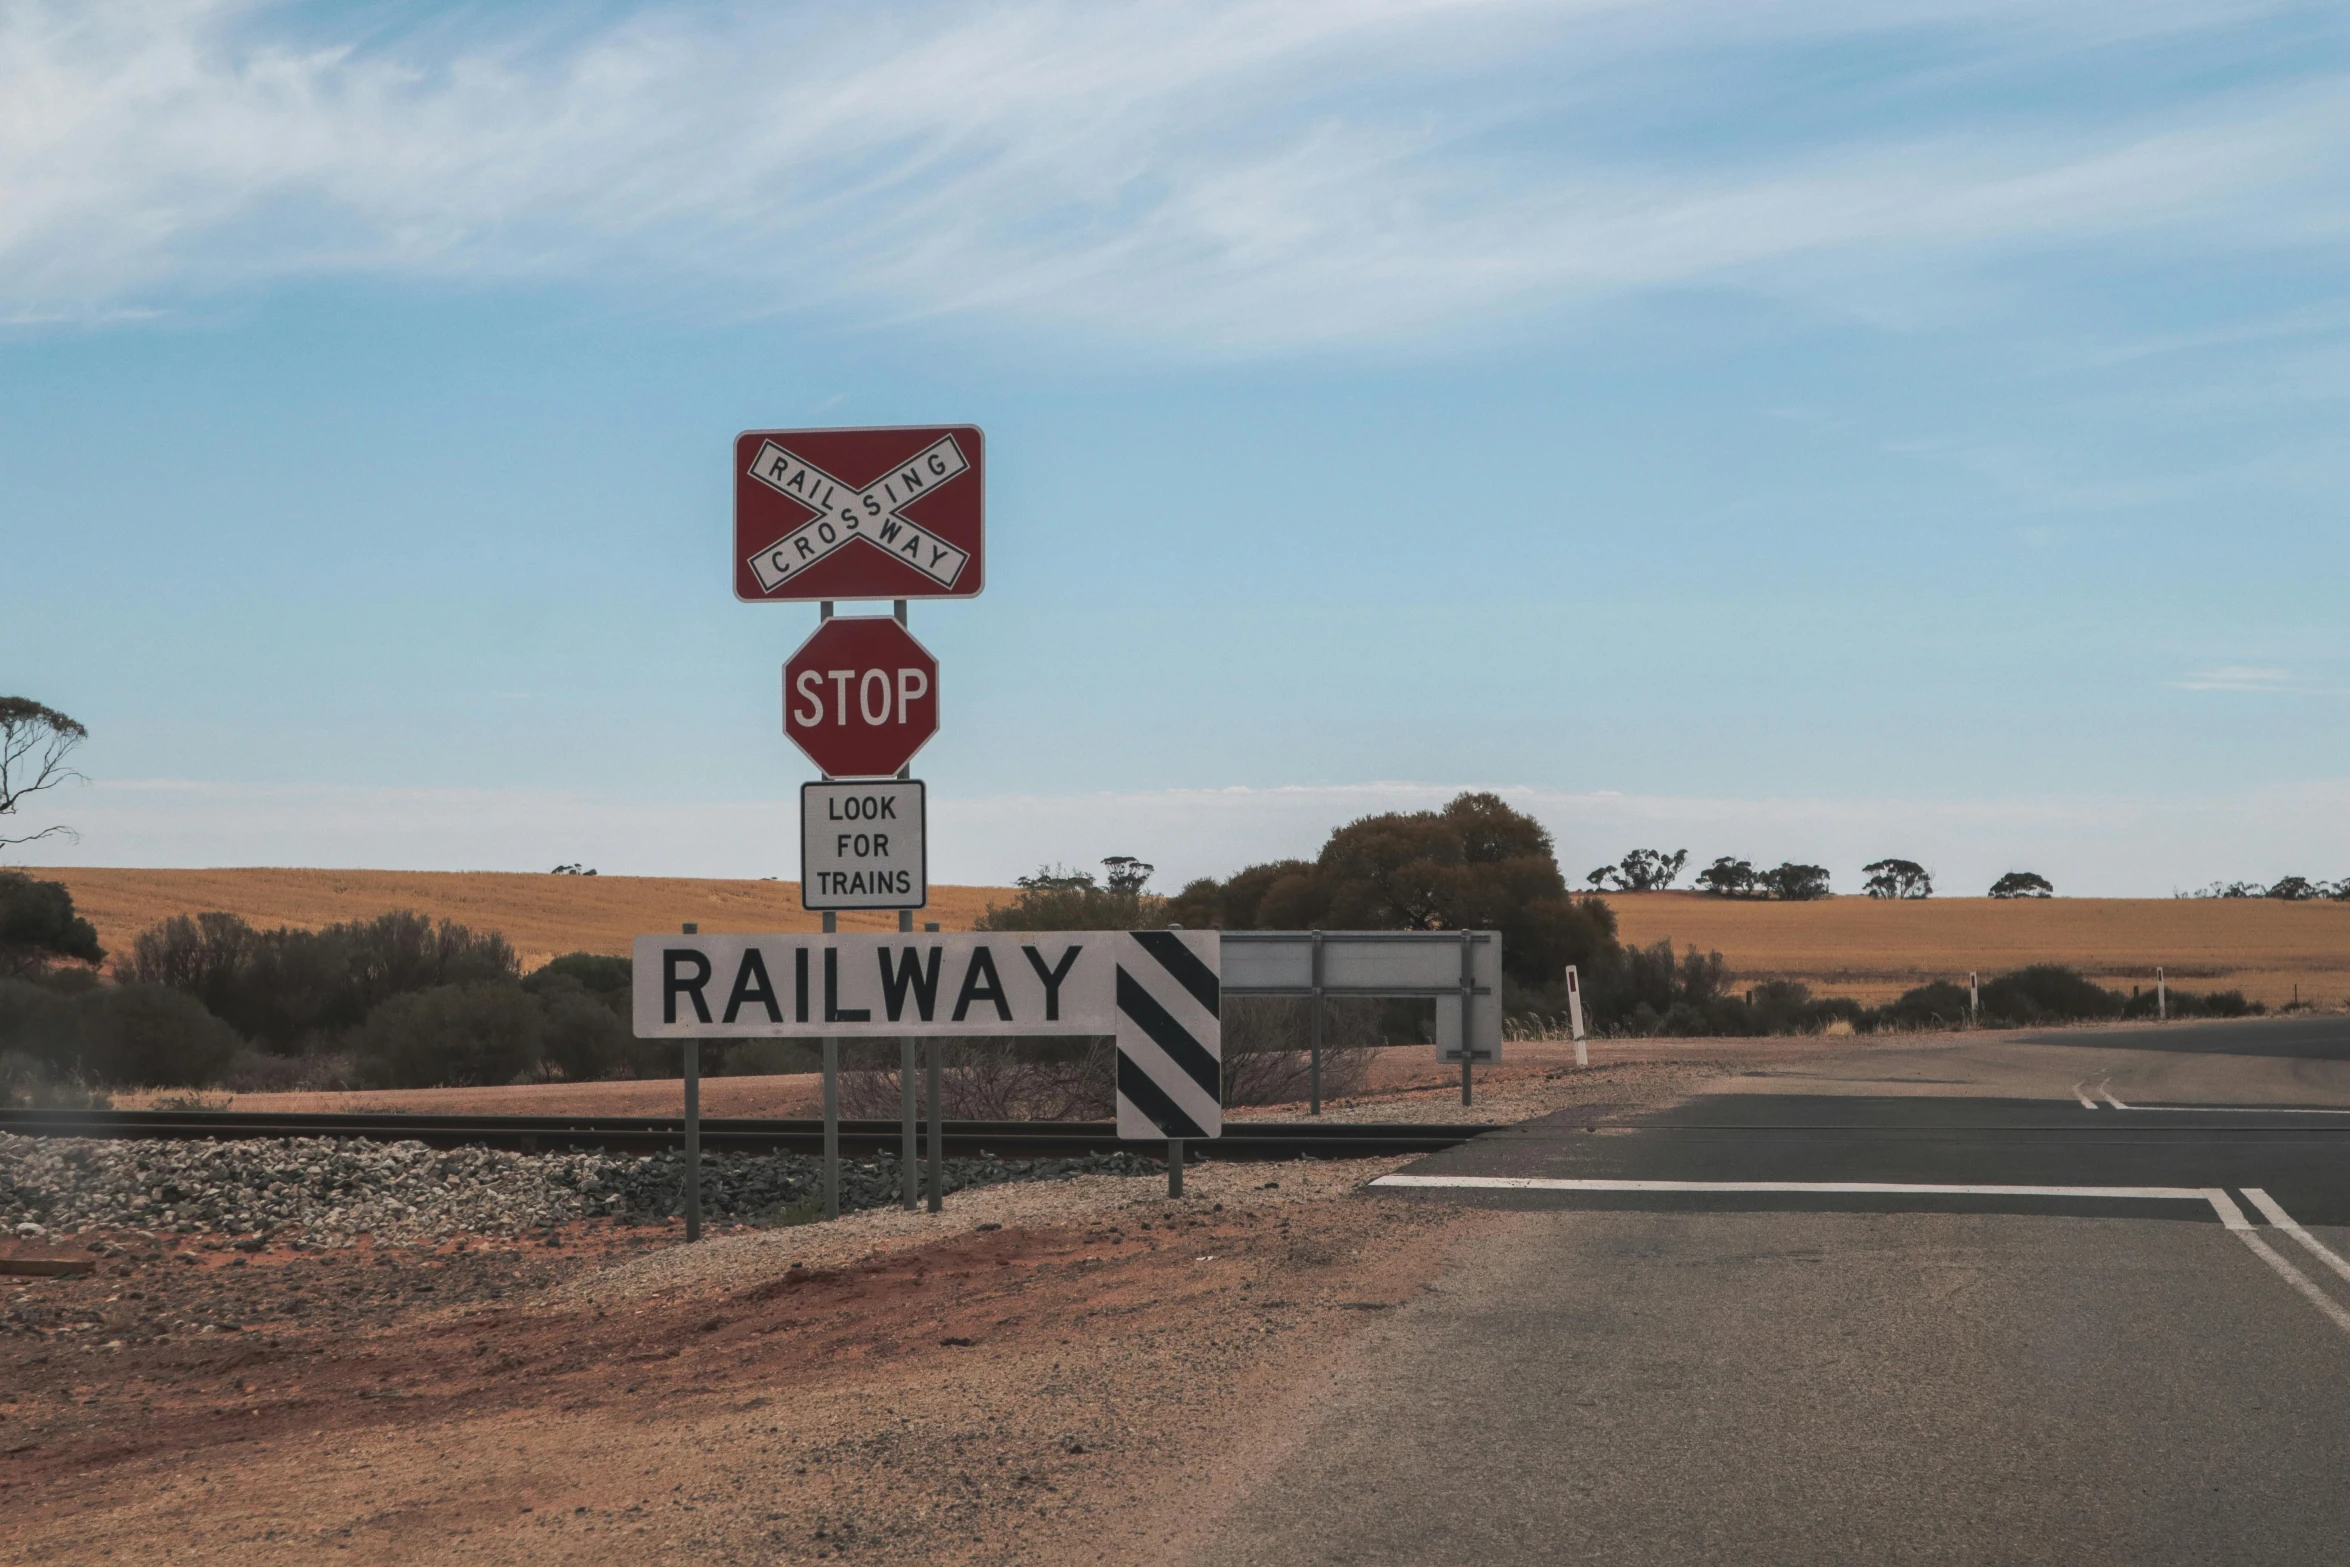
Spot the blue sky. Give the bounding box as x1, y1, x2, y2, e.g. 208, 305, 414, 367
3, 0, 2348, 895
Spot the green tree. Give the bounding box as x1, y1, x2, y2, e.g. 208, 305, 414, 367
1759, 863, 1832, 901
1169, 792, 1616, 996
0, 698, 87, 853
1861, 859, 1933, 899
1693, 857, 1758, 897
356, 983, 545, 1088
1988, 871, 2054, 899
1584, 848, 1689, 892
977, 860, 1168, 932
0, 870, 104, 976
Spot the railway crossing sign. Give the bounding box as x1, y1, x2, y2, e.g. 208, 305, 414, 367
735, 425, 986, 601
1114, 930, 1223, 1141
801, 780, 926, 911
783, 616, 939, 779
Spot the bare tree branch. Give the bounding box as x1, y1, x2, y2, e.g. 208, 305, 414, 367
0, 697, 88, 854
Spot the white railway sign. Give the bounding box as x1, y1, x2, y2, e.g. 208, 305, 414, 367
801, 781, 926, 911
634, 931, 1130, 1039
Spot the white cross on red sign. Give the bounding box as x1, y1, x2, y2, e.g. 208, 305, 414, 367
733, 425, 985, 601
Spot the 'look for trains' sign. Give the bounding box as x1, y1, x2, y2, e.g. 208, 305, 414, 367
733, 425, 986, 601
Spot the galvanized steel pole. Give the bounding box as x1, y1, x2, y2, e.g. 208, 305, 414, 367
924, 919, 944, 1213
892, 609, 919, 1211
926, 1038, 944, 1213
1459, 930, 1474, 1109
681, 921, 702, 1242
822, 906, 841, 1221
1309, 930, 1324, 1116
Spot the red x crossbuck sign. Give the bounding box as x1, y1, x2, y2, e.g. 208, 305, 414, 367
734, 425, 985, 601
783, 617, 940, 779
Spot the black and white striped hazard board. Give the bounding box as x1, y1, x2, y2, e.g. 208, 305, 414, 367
1114, 930, 1221, 1141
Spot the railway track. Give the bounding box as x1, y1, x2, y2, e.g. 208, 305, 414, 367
0, 1107, 1493, 1162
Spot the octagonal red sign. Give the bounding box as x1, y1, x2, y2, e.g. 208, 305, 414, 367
783, 617, 940, 779
735, 424, 985, 601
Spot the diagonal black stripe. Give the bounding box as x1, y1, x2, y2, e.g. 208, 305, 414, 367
1118, 966, 1221, 1102
1119, 1053, 1207, 1141
1130, 931, 1220, 1018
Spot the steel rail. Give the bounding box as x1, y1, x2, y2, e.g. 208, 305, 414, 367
0, 1108, 1492, 1161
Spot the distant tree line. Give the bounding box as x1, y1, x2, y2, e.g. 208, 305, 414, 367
1570, 953, 2262, 1038
1588, 849, 2069, 900
0, 870, 664, 1103
2181, 877, 2350, 901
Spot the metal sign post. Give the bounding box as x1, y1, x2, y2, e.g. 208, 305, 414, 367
680, 921, 702, 1242
1458, 932, 1474, 1107
923, 921, 943, 1213
1308, 930, 1324, 1116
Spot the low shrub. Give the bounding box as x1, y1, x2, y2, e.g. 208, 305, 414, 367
1976, 964, 2124, 1026
0, 977, 239, 1087
355, 983, 545, 1088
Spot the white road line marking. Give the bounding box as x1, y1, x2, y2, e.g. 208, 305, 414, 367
2104, 1104, 2350, 1115
2073, 1081, 2098, 1110
2100, 1080, 2128, 1110
2242, 1189, 2350, 1289
2231, 1228, 2350, 1339
1375, 1176, 2350, 1341
1370, 1175, 2229, 1213
2203, 1187, 2254, 1232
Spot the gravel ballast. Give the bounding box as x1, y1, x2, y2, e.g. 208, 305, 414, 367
0, 1133, 1155, 1244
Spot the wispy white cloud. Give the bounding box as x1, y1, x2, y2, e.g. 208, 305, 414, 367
2174, 665, 2347, 694
0, 0, 2340, 349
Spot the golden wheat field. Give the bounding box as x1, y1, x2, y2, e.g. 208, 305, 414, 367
37, 870, 2350, 1009
1607, 891, 2350, 1008
44, 868, 1005, 973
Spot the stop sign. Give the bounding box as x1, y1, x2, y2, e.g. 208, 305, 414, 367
783, 617, 939, 778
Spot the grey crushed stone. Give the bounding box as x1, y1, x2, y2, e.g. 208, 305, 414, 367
0, 1133, 1154, 1245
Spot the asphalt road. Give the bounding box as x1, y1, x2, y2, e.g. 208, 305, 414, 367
1193, 1018, 2350, 1565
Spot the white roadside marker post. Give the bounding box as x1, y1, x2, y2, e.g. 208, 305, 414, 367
2158, 966, 2167, 1021
1566, 965, 1586, 1068
1970, 971, 1979, 1025
681, 921, 702, 1243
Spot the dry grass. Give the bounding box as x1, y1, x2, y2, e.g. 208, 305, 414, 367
1608, 891, 2350, 1008
39, 869, 2350, 1011
43, 867, 1006, 973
